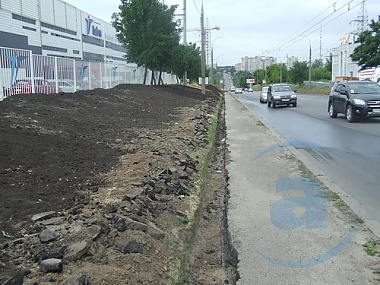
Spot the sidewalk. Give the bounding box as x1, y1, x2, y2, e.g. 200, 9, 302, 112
225, 93, 380, 284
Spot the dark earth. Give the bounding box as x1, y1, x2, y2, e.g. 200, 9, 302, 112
0, 85, 238, 284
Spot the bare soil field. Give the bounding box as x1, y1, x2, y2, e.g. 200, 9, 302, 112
0, 85, 237, 284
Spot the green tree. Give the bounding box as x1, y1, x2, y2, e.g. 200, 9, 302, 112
223, 66, 236, 74
171, 43, 201, 83
112, 0, 180, 85
253, 69, 265, 85
280, 63, 289, 83
266, 64, 289, 84
266, 64, 280, 84
325, 53, 332, 72
311, 68, 331, 81
234, 70, 252, 88
289, 61, 308, 85
310, 58, 332, 81
312, 59, 324, 69
351, 19, 380, 68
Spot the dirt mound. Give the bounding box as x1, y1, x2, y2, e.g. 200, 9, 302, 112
0, 85, 237, 284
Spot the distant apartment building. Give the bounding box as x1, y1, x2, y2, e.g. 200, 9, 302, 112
235, 62, 242, 72
286, 56, 298, 69
239, 56, 277, 72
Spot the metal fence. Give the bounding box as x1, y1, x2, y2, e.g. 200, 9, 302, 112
0, 47, 177, 100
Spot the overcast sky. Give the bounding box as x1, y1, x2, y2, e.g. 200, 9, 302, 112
64, 0, 379, 66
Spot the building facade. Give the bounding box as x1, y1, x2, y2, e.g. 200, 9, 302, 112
0, 0, 126, 64
285, 56, 298, 69
331, 34, 361, 80
0, 0, 177, 100
239, 56, 277, 72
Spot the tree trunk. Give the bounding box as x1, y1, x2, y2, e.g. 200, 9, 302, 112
143, 67, 148, 85
150, 70, 156, 85
158, 70, 163, 85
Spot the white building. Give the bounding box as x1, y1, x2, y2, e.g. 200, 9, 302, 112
0, 0, 126, 64
239, 56, 277, 72
331, 34, 360, 80
285, 56, 298, 69
235, 63, 242, 73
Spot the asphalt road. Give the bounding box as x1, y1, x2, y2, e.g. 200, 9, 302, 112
231, 90, 380, 233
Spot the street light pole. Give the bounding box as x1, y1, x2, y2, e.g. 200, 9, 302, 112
210, 36, 222, 85
300, 35, 312, 88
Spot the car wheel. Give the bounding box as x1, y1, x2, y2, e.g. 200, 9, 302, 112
328, 102, 337, 118
345, 105, 356, 123
267, 100, 271, 107
293, 102, 297, 107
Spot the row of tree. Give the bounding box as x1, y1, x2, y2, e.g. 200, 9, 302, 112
112, 0, 379, 87
111, 0, 201, 85
231, 57, 333, 88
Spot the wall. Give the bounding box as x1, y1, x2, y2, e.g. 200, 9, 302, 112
0, 0, 126, 63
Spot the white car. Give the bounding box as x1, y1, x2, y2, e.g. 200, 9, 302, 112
48, 79, 78, 93
235, 88, 243, 94
260, 86, 269, 103
230, 86, 236, 92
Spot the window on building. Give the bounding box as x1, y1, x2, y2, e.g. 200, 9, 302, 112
41, 22, 77, 36
51, 33, 80, 42
42, 45, 67, 53
12, 14, 36, 25
22, 26, 37, 32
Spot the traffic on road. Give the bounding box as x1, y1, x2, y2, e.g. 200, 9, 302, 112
229, 87, 380, 230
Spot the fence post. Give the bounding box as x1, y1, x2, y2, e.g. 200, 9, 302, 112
100, 62, 103, 89
30, 52, 35, 93
88, 62, 91, 89
0, 49, 3, 100
54, 56, 59, 92
73, 60, 77, 91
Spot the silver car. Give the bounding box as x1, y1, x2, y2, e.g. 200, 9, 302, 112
267, 83, 297, 108
260, 86, 268, 103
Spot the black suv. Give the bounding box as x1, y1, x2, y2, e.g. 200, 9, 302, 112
328, 80, 380, 122
267, 83, 297, 108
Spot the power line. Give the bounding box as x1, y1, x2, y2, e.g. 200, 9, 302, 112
277, 0, 354, 51
275, 1, 339, 49
277, 0, 362, 52
193, 0, 200, 15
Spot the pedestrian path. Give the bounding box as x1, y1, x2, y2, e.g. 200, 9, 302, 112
225, 93, 379, 284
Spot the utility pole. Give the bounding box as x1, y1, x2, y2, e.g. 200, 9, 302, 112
200, 2, 206, 95
183, 0, 186, 45
300, 35, 312, 89
183, 0, 187, 85
309, 43, 312, 88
